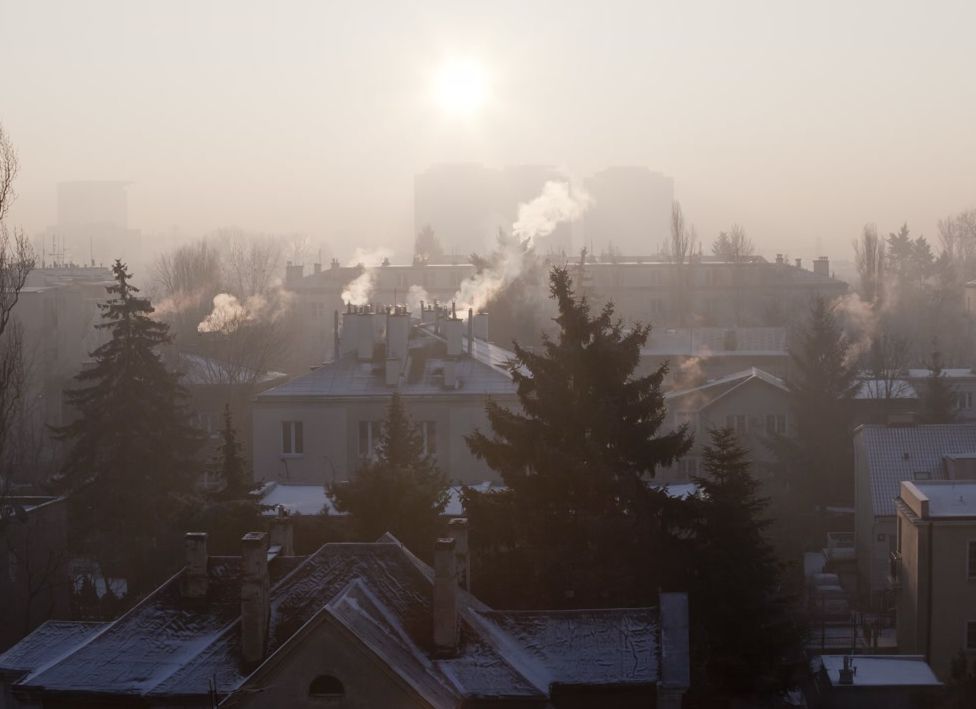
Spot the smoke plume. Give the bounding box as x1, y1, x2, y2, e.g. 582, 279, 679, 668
197, 289, 292, 334
340, 247, 393, 306
452, 181, 591, 313
406, 284, 429, 313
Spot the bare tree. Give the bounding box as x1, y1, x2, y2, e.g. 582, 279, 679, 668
853, 224, 886, 308
712, 224, 755, 263
669, 201, 698, 265
938, 209, 976, 283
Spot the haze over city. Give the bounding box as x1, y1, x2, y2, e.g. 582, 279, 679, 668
3, 0, 976, 262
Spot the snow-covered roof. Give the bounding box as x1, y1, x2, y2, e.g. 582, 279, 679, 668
0, 621, 106, 674
814, 655, 941, 687
665, 367, 789, 409
259, 482, 344, 517
909, 481, 976, 518
855, 424, 976, 517
906, 368, 975, 379
7, 539, 675, 704
257, 332, 516, 400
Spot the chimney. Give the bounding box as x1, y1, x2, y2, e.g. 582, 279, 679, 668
795, 258, 802, 269
330, 257, 340, 270
473, 312, 488, 341
444, 316, 463, 358
333, 310, 340, 361
421, 302, 435, 325
838, 656, 855, 685
340, 307, 359, 356
357, 311, 376, 361
447, 518, 469, 591
181, 532, 208, 599
313, 262, 322, 274
433, 538, 459, 656
269, 513, 294, 556
434, 302, 441, 335
775, 253, 784, 265
241, 532, 270, 670
813, 256, 830, 278
467, 308, 473, 355
443, 358, 458, 389
387, 307, 410, 362
657, 592, 690, 709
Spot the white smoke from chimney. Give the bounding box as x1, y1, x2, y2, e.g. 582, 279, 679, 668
406, 284, 429, 313
340, 247, 393, 306
452, 181, 591, 313
197, 289, 292, 334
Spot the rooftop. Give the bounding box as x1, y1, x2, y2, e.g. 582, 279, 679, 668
901, 480, 976, 519
665, 367, 789, 409
814, 655, 941, 687
642, 327, 787, 358
1, 537, 678, 705
855, 424, 976, 517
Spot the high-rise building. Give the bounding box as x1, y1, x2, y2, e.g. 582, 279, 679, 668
582, 166, 673, 258
52, 181, 140, 266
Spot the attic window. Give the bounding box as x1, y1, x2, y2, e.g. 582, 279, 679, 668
309, 675, 345, 698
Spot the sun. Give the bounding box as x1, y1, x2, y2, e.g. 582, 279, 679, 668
433, 58, 489, 118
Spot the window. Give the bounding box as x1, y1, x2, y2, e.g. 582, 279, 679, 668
967, 621, 976, 651
309, 675, 345, 698
958, 392, 973, 410
726, 414, 747, 434
913, 471, 932, 481
282, 421, 304, 455
420, 421, 437, 457
193, 412, 219, 439
969, 541, 976, 579
358, 421, 382, 459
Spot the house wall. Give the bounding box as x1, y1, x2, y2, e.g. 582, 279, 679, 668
252, 396, 507, 485
896, 509, 927, 666
228, 615, 430, 709
661, 377, 792, 482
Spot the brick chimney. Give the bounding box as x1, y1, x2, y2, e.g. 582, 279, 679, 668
447, 518, 469, 591
241, 532, 270, 670
181, 532, 208, 599
269, 513, 294, 556
387, 306, 410, 362
432, 538, 459, 656
444, 316, 463, 358
472, 312, 488, 341
357, 310, 376, 361
340, 306, 359, 356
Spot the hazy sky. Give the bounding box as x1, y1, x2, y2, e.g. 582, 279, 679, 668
2, 0, 975, 262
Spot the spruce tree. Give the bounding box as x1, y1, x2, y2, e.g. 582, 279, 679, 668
209, 404, 254, 500
466, 266, 692, 607
56, 260, 201, 590
330, 393, 447, 558
921, 348, 956, 424
786, 297, 858, 506
689, 428, 804, 704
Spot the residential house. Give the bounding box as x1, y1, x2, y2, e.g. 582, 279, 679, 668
905, 368, 976, 421
637, 326, 789, 389
660, 368, 792, 481
0, 527, 691, 708
251, 307, 518, 485
0, 496, 70, 652
806, 655, 941, 709
893, 480, 976, 678
853, 424, 976, 609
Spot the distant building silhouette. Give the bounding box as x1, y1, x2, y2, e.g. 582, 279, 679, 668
48, 181, 140, 266
582, 166, 673, 257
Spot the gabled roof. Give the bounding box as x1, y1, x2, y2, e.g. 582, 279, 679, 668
256, 332, 516, 400
665, 367, 789, 410
855, 424, 976, 517
7, 538, 673, 706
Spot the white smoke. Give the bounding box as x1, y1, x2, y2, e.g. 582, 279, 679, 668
833, 292, 879, 366
340, 247, 393, 306
197, 289, 292, 334
406, 284, 429, 313
452, 181, 591, 313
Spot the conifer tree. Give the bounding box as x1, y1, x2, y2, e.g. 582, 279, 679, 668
786, 297, 858, 506
689, 428, 804, 704
56, 260, 201, 589
466, 266, 692, 607
921, 348, 956, 424
210, 404, 254, 500
330, 393, 447, 558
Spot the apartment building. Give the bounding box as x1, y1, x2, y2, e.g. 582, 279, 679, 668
893, 480, 976, 677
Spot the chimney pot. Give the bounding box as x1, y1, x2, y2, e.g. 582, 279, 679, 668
241, 532, 270, 670
795, 258, 802, 269
181, 532, 208, 599
447, 518, 470, 591
433, 537, 459, 656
